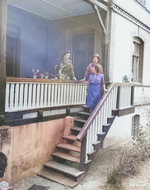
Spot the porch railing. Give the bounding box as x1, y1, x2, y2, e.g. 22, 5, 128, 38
5, 77, 87, 112
133, 84, 150, 105
76, 83, 135, 167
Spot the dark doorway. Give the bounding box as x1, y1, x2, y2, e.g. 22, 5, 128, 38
6, 36, 20, 77
73, 33, 94, 80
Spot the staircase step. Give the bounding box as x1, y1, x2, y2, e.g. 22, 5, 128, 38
74, 118, 87, 123
83, 105, 90, 112
37, 168, 78, 187
107, 116, 115, 124
57, 143, 81, 152
87, 150, 96, 160
102, 124, 111, 133
93, 141, 103, 151
44, 161, 84, 178
78, 112, 90, 120
78, 112, 90, 116
63, 135, 77, 141
97, 132, 106, 141
71, 126, 82, 132
52, 152, 80, 163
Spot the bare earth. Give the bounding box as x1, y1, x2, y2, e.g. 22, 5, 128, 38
13, 140, 150, 190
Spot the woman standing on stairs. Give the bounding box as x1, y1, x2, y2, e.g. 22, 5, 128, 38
86, 64, 104, 114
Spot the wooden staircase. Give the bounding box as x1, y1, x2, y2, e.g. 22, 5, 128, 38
38, 105, 115, 187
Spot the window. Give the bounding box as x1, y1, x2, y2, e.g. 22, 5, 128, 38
132, 37, 144, 83
132, 115, 140, 139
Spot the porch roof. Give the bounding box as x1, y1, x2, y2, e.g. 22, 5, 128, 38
7, 0, 96, 20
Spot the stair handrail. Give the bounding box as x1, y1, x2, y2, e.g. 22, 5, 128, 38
76, 83, 116, 142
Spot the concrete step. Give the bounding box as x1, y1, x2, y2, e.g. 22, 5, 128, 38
102, 124, 111, 133
52, 152, 80, 163
63, 135, 77, 141
44, 161, 84, 178
74, 118, 87, 123
37, 168, 79, 188
78, 111, 90, 116
78, 112, 90, 120
57, 143, 80, 152
71, 126, 82, 132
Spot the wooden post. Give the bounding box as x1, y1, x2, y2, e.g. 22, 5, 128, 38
116, 86, 120, 109
0, 0, 7, 115
79, 134, 87, 171
131, 85, 135, 106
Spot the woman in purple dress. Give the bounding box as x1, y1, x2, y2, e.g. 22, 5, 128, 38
86, 64, 104, 114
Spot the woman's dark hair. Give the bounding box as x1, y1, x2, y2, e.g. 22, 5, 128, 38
63, 51, 70, 57
92, 64, 100, 74
0, 152, 7, 178
93, 54, 101, 63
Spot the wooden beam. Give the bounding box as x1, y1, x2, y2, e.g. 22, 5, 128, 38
94, 5, 106, 35
0, 0, 7, 115
88, 0, 108, 11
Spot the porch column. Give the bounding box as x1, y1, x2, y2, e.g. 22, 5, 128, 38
0, 0, 7, 114
104, 1, 112, 82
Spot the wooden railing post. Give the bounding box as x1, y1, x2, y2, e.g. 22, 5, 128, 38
79, 133, 87, 171
131, 85, 135, 106
0, 0, 7, 115
116, 86, 120, 109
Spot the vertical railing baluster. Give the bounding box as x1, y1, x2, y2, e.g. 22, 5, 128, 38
54, 84, 58, 105
63, 84, 66, 105
60, 84, 63, 105
10, 83, 14, 110
36, 84, 40, 107
44, 84, 48, 107
15, 83, 19, 109
57, 84, 60, 105
24, 83, 28, 109
32, 83, 36, 108
28, 83, 32, 108
5, 83, 10, 111
51, 84, 54, 106
19, 83, 24, 108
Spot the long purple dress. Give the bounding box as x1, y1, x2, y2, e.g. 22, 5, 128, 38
86, 73, 104, 113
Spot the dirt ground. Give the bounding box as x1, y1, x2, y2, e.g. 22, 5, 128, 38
12, 139, 150, 190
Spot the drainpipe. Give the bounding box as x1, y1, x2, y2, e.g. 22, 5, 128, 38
0, 0, 7, 116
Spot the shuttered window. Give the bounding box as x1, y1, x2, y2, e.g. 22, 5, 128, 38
132, 37, 143, 83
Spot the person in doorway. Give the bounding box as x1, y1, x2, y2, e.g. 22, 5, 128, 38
55, 51, 77, 81
86, 64, 104, 114
83, 54, 103, 81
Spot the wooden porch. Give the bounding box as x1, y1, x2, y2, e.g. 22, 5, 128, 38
3, 77, 150, 186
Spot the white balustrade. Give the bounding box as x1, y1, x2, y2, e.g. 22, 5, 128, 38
134, 86, 150, 105
5, 80, 87, 112
119, 86, 132, 108
85, 86, 118, 161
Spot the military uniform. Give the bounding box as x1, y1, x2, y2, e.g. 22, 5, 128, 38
55, 59, 76, 80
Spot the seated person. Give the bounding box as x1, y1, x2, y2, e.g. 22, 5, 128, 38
55, 51, 77, 80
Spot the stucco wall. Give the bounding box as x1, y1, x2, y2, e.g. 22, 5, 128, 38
0, 116, 74, 185
103, 104, 150, 147
113, 0, 150, 27
103, 114, 133, 147
109, 8, 150, 84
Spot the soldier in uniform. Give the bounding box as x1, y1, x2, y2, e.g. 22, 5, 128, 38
55, 51, 77, 80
